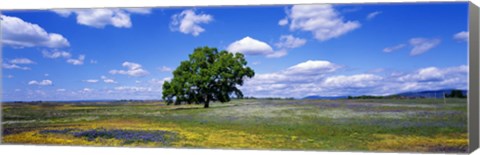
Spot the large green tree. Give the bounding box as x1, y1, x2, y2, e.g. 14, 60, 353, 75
162, 46, 255, 108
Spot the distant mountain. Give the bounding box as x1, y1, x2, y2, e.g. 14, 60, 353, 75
303, 95, 348, 100
394, 89, 467, 99
302, 89, 467, 100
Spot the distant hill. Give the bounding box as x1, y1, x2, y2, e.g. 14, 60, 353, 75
303, 89, 467, 100
303, 95, 348, 100
395, 89, 467, 99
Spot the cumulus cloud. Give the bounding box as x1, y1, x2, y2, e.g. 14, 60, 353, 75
67, 55, 86, 65
114, 86, 152, 92
81, 88, 93, 93
278, 17, 289, 26
42, 50, 72, 59
409, 38, 441, 56
366, 11, 382, 20
2, 63, 30, 70
28, 80, 53, 86
1, 15, 70, 48
149, 77, 172, 86
453, 31, 468, 42
109, 61, 149, 77
383, 44, 406, 53
170, 9, 213, 36
323, 74, 383, 88
10, 58, 35, 64
228, 35, 307, 58
284, 60, 341, 75
123, 8, 152, 14
3, 58, 35, 70
53, 8, 151, 28
227, 36, 288, 58
239, 60, 467, 98
42, 50, 85, 66
101, 76, 117, 84
282, 5, 360, 41
84, 79, 98, 83
265, 49, 288, 58
159, 66, 173, 72
275, 35, 307, 49
227, 36, 273, 55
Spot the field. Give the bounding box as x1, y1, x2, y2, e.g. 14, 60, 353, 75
1, 99, 468, 153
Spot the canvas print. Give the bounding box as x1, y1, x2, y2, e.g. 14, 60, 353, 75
1, 2, 469, 153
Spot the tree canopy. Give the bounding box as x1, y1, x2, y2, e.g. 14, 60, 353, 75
162, 46, 255, 108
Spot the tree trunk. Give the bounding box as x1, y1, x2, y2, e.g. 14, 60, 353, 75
204, 98, 210, 108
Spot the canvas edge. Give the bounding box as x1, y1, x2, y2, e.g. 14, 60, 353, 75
469, 1, 480, 153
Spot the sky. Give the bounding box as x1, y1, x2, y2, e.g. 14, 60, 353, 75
0, 2, 469, 101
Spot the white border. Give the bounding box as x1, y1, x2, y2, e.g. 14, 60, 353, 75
0, 0, 478, 155
0, 0, 473, 10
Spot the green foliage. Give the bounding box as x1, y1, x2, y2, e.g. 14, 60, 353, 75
447, 90, 466, 98
162, 46, 255, 108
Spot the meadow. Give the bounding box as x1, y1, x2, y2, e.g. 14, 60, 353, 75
1, 98, 468, 153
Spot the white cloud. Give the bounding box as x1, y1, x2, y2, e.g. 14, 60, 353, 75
285, 60, 341, 75
227, 36, 274, 55
67, 55, 86, 65
242, 60, 341, 88
149, 77, 172, 85
1, 15, 70, 48
81, 88, 93, 93
109, 61, 149, 77
114, 86, 152, 92
266, 50, 288, 58
240, 58, 466, 98
42, 50, 72, 59
159, 66, 173, 72
366, 11, 382, 20
392, 65, 467, 92
53, 8, 151, 28
227, 36, 302, 58
103, 79, 117, 84
10, 58, 35, 64
453, 31, 468, 42
123, 8, 152, 14
240, 60, 343, 97
84, 79, 98, 83
101, 76, 117, 84
323, 74, 383, 88
28, 80, 53, 86
2, 63, 30, 70
90, 60, 98, 64
42, 50, 85, 65
57, 89, 66, 92
170, 9, 213, 36
284, 5, 360, 41
409, 38, 441, 56
275, 35, 307, 49
278, 17, 289, 26
398, 65, 467, 83
383, 44, 406, 53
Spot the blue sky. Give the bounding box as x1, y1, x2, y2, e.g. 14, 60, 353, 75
1, 2, 469, 101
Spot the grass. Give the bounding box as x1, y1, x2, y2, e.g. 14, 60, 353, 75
1, 98, 468, 152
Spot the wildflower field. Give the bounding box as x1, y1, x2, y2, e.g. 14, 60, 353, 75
1, 99, 468, 153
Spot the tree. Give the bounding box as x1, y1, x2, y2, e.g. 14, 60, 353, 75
162, 46, 255, 108
447, 90, 466, 98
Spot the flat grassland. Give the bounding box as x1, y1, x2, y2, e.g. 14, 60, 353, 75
1, 99, 468, 153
